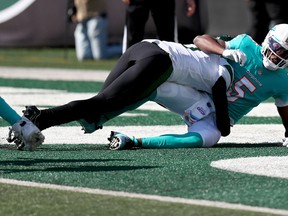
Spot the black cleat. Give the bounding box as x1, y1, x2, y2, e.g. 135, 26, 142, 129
22, 106, 41, 127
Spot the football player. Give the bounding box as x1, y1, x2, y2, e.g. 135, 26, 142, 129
20, 36, 245, 150
108, 23, 288, 149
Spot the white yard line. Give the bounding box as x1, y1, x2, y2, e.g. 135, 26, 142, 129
211, 156, 288, 179
0, 66, 109, 81
0, 178, 287, 215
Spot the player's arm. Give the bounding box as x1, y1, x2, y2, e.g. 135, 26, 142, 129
277, 106, 288, 147
212, 76, 230, 137
193, 34, 226, 54
193, 34, 247, 66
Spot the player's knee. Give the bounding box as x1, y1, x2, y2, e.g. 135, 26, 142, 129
201, 129, 221, 147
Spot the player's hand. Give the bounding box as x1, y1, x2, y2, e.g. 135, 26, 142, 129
282, 137, 288, 147
222, 49, 247, 66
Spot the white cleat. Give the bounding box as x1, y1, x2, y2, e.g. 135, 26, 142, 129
7, 117, 45, 151
108, 131, 134, 150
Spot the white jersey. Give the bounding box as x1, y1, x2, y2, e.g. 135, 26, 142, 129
144, 39, 234, 93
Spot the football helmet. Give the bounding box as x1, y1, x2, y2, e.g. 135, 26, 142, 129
261, 24, 288, 70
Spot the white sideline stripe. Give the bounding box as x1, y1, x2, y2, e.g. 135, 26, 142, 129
0, 178, 287, 215
0, 67, 109, 82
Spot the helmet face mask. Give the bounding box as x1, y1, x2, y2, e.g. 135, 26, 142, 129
261, 24, 288, 70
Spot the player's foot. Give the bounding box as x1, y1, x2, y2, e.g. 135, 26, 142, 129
108, 131, 135, 150
78, 118, 103, 134
7, 117, 45, 151
22, 105, 41, 128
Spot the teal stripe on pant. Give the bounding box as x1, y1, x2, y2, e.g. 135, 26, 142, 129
140, 132, 204, 148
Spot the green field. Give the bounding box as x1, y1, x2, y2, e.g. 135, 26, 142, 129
0, 49, 287, 216
0, 48, 117, 70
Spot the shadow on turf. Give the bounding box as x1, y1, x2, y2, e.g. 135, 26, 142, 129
0, 144, 108, 151
215, 143, 282, 148
1, 165, 158, 173
0, 158, 130, 165
0, 158, 159, 173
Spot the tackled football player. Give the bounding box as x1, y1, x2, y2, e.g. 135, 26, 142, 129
20, 37, 243, 150
108, 23, 288, 150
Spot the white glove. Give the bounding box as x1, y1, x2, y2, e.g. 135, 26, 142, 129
222, 49, 247, 66
282, 137, 288, 147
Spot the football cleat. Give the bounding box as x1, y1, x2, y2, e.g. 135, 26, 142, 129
108, 131, 135, 150
78, 118, 103, 134
7, 117, 45, 151
22, 105, 41, 128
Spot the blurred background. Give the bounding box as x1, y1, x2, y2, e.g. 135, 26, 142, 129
0, 0, 251, 48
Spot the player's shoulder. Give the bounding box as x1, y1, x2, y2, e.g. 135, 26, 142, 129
229, 34, 259, 49
231, 34, 255, 43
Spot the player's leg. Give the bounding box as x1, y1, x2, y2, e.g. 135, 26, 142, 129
0, 96, 20, 125
139, 114, 221, 148
79, 93, 156, 133
108, 82, 221, 150
100, 42, 172, 94
87, 43, 172, 113
137, 132, 203, 148
79, 42, 163, 133
24, 43, 172, 131
108, 114, 221, 150
109, 131, 203, 150
99, 42, 140, 92
186, 113, 221, 148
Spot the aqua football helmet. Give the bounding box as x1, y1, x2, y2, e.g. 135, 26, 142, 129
261, 24, 288, 70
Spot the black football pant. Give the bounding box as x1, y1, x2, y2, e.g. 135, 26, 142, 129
37, 42, 172, 130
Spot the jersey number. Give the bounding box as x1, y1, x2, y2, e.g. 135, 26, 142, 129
228, 76, 256, 102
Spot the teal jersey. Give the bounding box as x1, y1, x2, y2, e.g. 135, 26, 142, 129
226, 34, 288, 123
